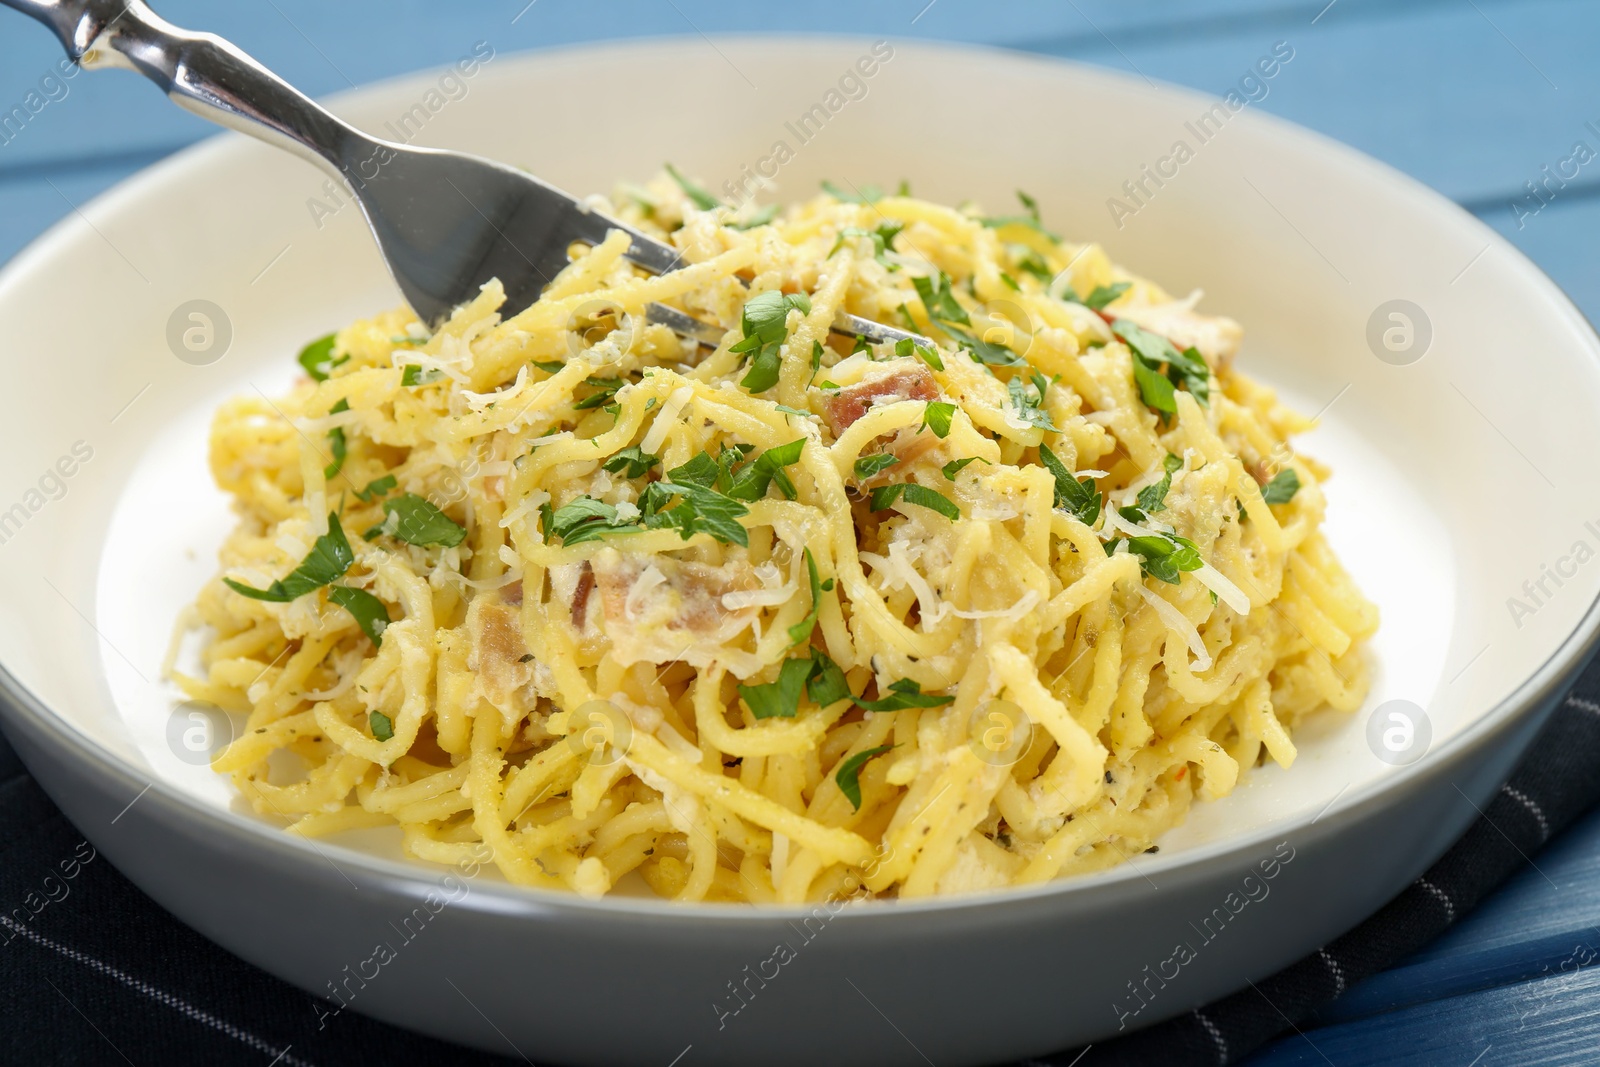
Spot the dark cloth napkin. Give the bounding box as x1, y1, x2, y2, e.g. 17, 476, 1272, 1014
4, 656, 1598, 1067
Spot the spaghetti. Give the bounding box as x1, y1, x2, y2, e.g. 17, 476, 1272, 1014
173, 173, 1377, 902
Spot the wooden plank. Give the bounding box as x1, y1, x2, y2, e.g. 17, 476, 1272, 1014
0, 0, 1460, 171
1245, 964, 1600, 1065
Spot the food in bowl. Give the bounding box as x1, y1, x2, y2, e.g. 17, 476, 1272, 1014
170, 171, 1376, 902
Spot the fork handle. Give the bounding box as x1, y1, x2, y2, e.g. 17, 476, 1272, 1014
3, 0, 381, 178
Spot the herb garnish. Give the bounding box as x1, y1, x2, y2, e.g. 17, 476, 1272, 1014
1038, 445, 1102, 526
298, 333, 344, 381
665, 162, 719, 210
324, 398, 349, 480
820, 179, 884, 204
369, 710, 394, 742
868, 482, 960, 521
913, 271, 1023, 367
855, 678, 955, 712
787, 548, 836, 647
732, 290, 813, 393
1261, 469, 1301, 505
920, 400, 956, 439
1111, 319, 1210, 416
329, 585, 390, 646
854, 453, 900, 480
601, 447, 660, 479
1007, 372, 1058, 431
224, 513, 353, 602
835, 744, 895, 810
893, 335, 943, 371
381, 494, 467, 547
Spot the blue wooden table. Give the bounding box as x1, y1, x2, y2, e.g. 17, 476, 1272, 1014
3, 3, 1595, 1064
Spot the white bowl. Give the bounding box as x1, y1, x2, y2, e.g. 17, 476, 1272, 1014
1, 37, 1597, 1067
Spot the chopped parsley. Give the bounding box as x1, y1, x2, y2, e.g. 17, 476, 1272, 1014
1120, 532, 1206, 585
1081, 282, 1130, 311
1111, 319, 1210, 416
855, 678, 954, 712
297, 333, 343, 381
381, 494, 467, 547
835, 744, 895, 811
540, 496, 638, 546
730, 203, 780, 230
400, 364, 444, 387
369, 710, 394, 742
1261, 469, 1301, 505
328, 585, 390, 646
828, 221, 904, 267
1038, 445, 1102, 526
224, 513, 353, 602
920, 400, 956, 438
354, 474, 397, 502
868, 482, 960, 521
806, 650, 852, 707
787, 548, 835, 647
894, 335, 943, 371
1124, 453, 1184, 521
811, 340, 826, 372
738, 656, 815, 720
727, 439, 805, 501
942, 457, 985, 480
573, 376, 625, 411
665, 162, 719, 210
820, 179, 883, 204
601, 446, 660, 479
732, 290, 812, 393
980, 190, 1060, 241
913, 271, 1023, 367
1007, 372, 1058, 431
854, 453, 900, 480
531, 358, 565, 373
324, 398, 349, 480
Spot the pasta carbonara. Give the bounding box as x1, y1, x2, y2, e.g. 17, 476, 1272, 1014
173, 171, 1377, 902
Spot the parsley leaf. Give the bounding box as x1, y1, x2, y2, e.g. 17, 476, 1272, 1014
894, 335, 943, 371
573, 376, 625, 411
981, 189, 1061, 241
1261, 468, 1301, 505
602, 447, 660, 479
868, 482, 960, 521
1038, 444, 1102, 526
1007, 373, 1058, 431
324, 398, 349, 480
354, 474, 396, 502
382, 494, 467, 547
224, 514, 353, 602
727, 439, 805, 501
856, 678, 954, 712
821, 179, 883, 204
400, 364, 443, 387
1082, 282, 1131, 311
665, 162, 719, 210
912, 272, 969, 326
921, 400, 956, 438
739, 656, 814, 720
640, 479, 750, 546
942, 457, 985, 480
854, 453, 900, 480
806, 650, 852, 707
828, 221, 904, 267
730, 203, 779, 230
835, 744, 895, 810
297, 333, 342, 381
531, 359, 565, 373
369, 710, 394, 742
1133, 453, 1184, 515
541, 496, 639, 546
1112, 319, 1210, 415
1124, 533, 1205, 585
788, 548, 834, 647
732, 290, 812, 393
328, 585, 390, 646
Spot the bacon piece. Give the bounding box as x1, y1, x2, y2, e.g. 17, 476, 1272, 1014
501, 579, 523, 606
589, 549, 759, 668
825, 362, 938, 432
570, 561, 595, 630
465, 597, 532, 712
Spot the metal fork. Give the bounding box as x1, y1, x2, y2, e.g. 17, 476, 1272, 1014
4, 0, 927, 351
